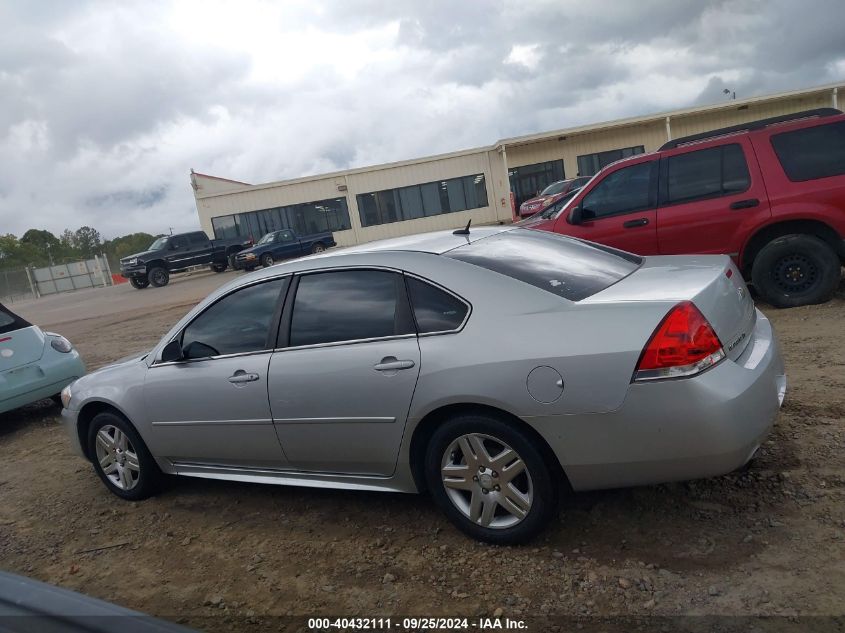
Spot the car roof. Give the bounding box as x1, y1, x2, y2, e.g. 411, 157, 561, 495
323, 225, 514, 257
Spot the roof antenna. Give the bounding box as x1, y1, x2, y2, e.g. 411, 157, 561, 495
453, 219, 472, 236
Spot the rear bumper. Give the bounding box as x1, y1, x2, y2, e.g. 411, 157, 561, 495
0, 352, 85, 415
530, 309, 785, 491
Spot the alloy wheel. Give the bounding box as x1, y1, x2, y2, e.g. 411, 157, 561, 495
94, 424, 141, 491
440, 433, 533, 529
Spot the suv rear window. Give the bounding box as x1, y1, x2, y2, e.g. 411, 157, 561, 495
444, 229, 641, 302
771, 120, 845, 182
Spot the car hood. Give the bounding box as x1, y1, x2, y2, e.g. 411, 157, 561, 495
121, 250, 159, 262
521, 196, 549, 208
236, 244, 264, 257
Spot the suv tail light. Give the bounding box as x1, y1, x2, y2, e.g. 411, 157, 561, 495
633, 301, 725, 382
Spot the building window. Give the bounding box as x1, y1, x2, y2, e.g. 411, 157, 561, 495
577, 146, 645, 177
356, 174, 488, 228
508, 160, 565, 207
211, 197, 351, 241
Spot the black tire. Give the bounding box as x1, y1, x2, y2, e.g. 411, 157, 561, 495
50, 394, 63, 407
148, 266, 169, 287
311, 242, 326, 254
751, 234, 841, 308
425, 413, 558, 545
260, 253, 274, 268
244, 266, 256, 272
87, 411, 161, 501
129, 277, 149, 289
210, 261, 228, 273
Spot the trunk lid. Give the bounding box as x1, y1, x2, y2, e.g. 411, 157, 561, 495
0, 326, 47, 372
584, 254, 756, 361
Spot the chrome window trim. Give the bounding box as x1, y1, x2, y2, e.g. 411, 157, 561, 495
152, 347, 275, 368
274, 333, 418, 353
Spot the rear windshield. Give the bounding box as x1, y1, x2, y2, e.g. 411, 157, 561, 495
0, 304, 32, 335
770, 120, 845, 182
444, 229, 642, 301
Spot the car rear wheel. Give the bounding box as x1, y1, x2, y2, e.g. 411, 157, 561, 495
260, 253, 274, 267
148, 267, 169, 287
751, 234, 841, 308
129, 277, 149, 289
311, 243, 326, 254
87, 411, 160, 501
425, 413, 558, 544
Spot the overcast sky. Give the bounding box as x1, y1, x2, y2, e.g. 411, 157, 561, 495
1, 0, 843, 239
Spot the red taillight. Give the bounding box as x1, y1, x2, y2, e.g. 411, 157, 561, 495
634, 301, 725, 381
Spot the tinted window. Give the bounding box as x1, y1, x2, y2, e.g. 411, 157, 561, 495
665, 144, 750, 204
277, 229, 295, 242
581, 161, 655, 218
0, 304, 31, 334
290, 271, 407, 346
445, 229, 641, 302
188, 232, 208, 245
170, 236, 188, 249
181, 278, 287, 358
771, 121, 845, 182
406, 277, 468, 333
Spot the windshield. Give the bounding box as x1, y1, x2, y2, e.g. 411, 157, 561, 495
537, 188, 581, 219
540, 180, 568, 196
257, 232, 276, 245
148, 237, 169, 250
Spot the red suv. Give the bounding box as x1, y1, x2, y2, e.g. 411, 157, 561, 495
534, 108, 845, 307
519, 177, 590, 218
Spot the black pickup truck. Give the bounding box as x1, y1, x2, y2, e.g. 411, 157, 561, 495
233, 228, 336, 270
120, 231, 252, 289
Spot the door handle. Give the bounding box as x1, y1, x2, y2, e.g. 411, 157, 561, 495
730, 198, 760, 210
622, 218, 649, 228
373, 357, 416, 371
228, 370, 259, 384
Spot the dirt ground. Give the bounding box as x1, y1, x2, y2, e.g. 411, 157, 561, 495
1, 272, 843, 632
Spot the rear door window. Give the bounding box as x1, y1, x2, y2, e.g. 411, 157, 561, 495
663, 144, 750, 205
770, 121, 845, 181
290, 270, 413, 346
445, 229, 641, 302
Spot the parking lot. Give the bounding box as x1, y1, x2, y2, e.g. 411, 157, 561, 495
1, 271, 844, 630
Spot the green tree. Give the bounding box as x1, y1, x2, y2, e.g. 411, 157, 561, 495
73, 226, 102, 258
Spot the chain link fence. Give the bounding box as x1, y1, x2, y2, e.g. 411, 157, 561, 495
0, 268, 37, 304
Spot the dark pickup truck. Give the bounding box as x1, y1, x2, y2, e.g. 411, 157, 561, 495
233, 228, 336, 270
120, 231, 252, 289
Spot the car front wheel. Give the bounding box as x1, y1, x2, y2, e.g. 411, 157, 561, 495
425, 413, 558, 544
260, 253, 274, 267
148, 267, 169, 287
87, 411, 160, 501
129, 277, 149, 289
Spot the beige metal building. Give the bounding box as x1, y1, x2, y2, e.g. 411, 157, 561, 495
192, 82, 842, 247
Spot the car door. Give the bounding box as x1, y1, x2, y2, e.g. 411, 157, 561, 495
267, 269, 421, 476
164, 235, 193, 269
271, 229, 302, 261
144, 277, 290, 469
655, 139, 771, 258
187, 232, 213, 267
552, 159, 659, 255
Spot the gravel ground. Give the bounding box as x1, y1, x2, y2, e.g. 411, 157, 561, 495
1, 273, 843, 632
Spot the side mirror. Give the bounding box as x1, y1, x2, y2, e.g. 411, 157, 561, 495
160, 339, 184, 363
569, 205, 583, 225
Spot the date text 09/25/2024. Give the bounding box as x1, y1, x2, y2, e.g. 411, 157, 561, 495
307, 617, 528, 631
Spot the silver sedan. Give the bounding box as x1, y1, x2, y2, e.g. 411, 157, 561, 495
61, 227, 786, 544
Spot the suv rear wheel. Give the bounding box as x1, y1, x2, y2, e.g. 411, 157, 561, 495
425, 412, 558, 544
751, 234, 841, 308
